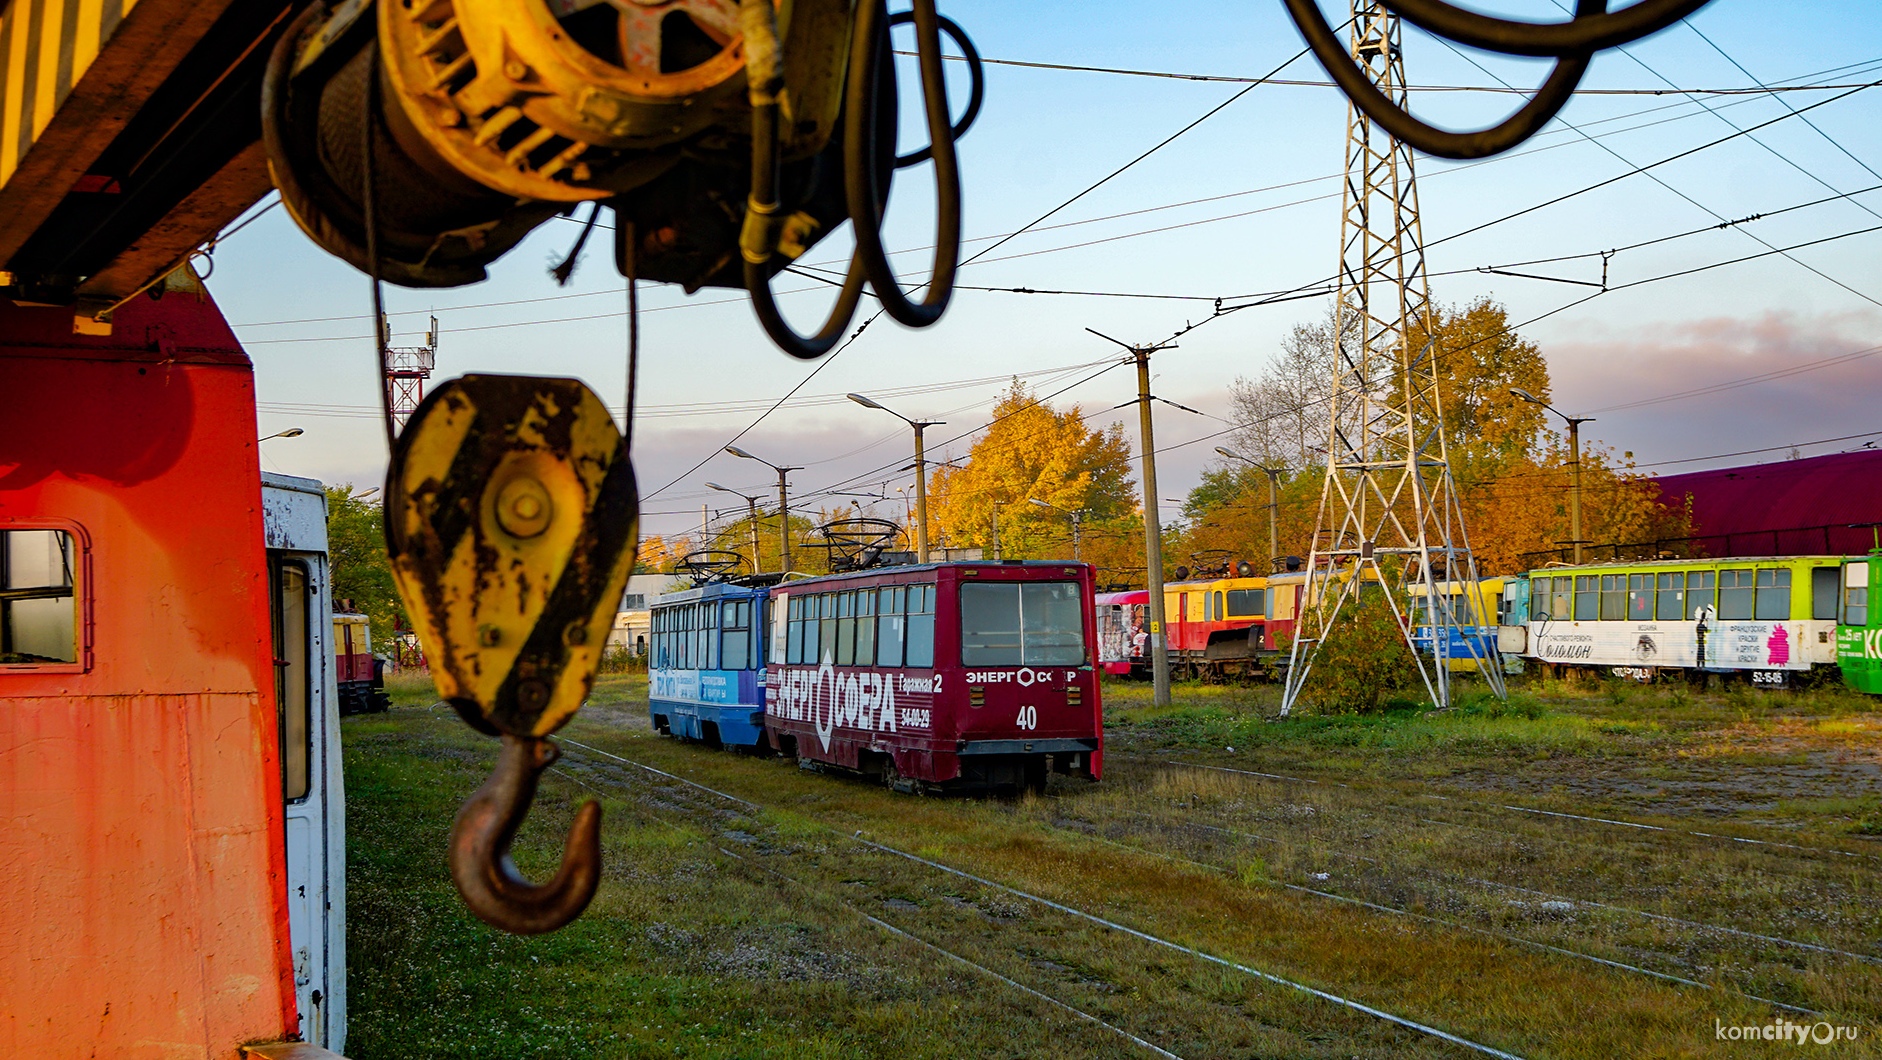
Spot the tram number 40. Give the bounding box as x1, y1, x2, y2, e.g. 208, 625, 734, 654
1015, 705, 1038, 730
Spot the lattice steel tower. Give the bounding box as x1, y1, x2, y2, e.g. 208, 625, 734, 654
1279, 2, 1503, 714
384, 315, 438, 433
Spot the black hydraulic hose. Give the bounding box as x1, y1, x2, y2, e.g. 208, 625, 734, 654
1376, 0, 1713, 58
740, 1, 868, 359
844, 0, 963, 329
888, 11, 984, 169
1282, 0, 1600, 160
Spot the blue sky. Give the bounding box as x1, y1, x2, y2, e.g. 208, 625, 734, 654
215, 0, 1882, 541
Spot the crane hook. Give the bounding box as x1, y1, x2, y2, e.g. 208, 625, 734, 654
450, 734, 602, 936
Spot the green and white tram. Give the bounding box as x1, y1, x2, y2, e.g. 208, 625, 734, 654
1836, 550, 1881, 694
1524, 555, 1844, 686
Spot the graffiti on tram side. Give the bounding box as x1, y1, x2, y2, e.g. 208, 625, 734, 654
770, 652, 931, 752
1530, 619, 1833, 671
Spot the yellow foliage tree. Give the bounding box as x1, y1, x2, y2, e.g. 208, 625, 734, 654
927, 379, 1137, 563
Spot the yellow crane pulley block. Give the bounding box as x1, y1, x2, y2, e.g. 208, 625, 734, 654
385, 374, 638, 737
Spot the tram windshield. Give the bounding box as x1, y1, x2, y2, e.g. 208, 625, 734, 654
960, 581, 1086, 666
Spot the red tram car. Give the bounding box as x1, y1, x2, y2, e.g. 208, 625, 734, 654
763, 561, 1103, 793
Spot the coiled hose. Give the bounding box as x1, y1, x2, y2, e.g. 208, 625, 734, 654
741, 0, 982, 358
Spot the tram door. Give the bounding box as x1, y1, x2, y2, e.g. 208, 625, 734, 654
262, 474, 348, 1052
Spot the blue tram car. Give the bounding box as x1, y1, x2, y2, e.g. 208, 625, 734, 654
648, 578, 769, 749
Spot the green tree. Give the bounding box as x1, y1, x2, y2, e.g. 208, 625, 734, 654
325, 485, 406, 643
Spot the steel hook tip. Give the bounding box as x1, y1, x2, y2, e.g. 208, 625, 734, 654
450, 734, 603, 935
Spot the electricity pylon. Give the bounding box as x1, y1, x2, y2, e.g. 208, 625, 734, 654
1279, 1, 1504, 715
384, 315, 438, 433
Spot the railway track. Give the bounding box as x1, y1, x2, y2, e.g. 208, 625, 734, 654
498, 710, 1873, 1057
552, 735, 1536, 1060
1114, 753, 1882, 963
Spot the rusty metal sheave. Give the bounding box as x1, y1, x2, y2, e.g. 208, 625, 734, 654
385, 374, 637, 933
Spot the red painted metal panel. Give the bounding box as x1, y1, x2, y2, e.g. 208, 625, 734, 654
1654, 451, 1882, 558
0, 286, 297, 1055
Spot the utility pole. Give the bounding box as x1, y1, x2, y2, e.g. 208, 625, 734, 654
1087, 327, 1177, 708
849, 394, 942, 563
726, 446, 801, 574
1280, 1, 1503, 715
1029, 498, 1087, 561
1510, 388, 1592, 565
1216, 447, 1289, 568
706, 482, 766, 571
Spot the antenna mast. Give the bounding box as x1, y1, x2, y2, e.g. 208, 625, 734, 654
1280, 2, 1504, 714
384, 315, 438, 433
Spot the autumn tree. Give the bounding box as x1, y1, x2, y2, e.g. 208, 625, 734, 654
1191, 297, 1678, 574
927, 379, 1137, 562
325, 485, 406, 642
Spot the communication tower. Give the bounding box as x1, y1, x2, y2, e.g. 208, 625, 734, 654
383, 315, 438, 433
1279, 2, 1504, 714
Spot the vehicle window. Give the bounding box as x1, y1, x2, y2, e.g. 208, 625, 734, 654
1655, 572, 1684, 621
786, 595, 804, 664
906, 583, 935, 668
855, 588, 876, 666
817, 593, 837, 664
1574, 576, 1597, 621
1225, 588, 1264, 617
877, 586, 906, 667
1686, 571, 1715, 620
960, 581, 1086, 666
275, 562, 311, 802
706, 601, 721, 670
722, 599, 750, 671
1755, 568, 1791, 621
1846, 563, 1869, 627
1812, 567, 1839, 622
1718, 569, 1754, 620
1550, 576, 1573, 622
836, 591, 856, 666
1628, 574, 1652, 621
2, 528, 78, 664
1599, 574, 1626, 621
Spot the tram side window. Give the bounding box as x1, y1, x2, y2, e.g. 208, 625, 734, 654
1686, 571, 1715, 619
275, 563, 311, 802
1628, 574, 1652, 621
1599, 574, 1626, 621
1755, 568, 1790, 620
906, 583, 936, 668
855, 589, 876, 666
722, 600, 750, 671
878, 586, 907, 667
1573, 576, 1597, 621
1, 529, 79, 664
786, 596, 804, 664
1655, 572, 1684, 620
1550, 577, 1573, 622
833, 592, 854, 665
1226, 588, 1264, 617
1846, 563, 1869, 627
1718, 570, 1754, 620
1812, 567, 1839, 621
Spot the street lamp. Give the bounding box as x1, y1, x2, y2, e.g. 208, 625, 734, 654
1510, 387, 1594, 564
705, 482, 765, 572
849, 393, 943, 563
1215, 447, 1289, 569
259, 427, 305, 442
1028, 498, 1087, 561
725, 446, 802, 573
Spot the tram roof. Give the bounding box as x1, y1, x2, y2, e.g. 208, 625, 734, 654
1523, 554, 1848, 576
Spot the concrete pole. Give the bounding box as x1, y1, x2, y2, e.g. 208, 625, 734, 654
1072, 511, 1083, 562
991, 505, 1001, 561
913, 424, 930, 563
1136, 347, 1172, 708
746, 496, 763, 572
1266, 469, 1281, 567
1569, 418, 1586, 565
776, 469, 792, 574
